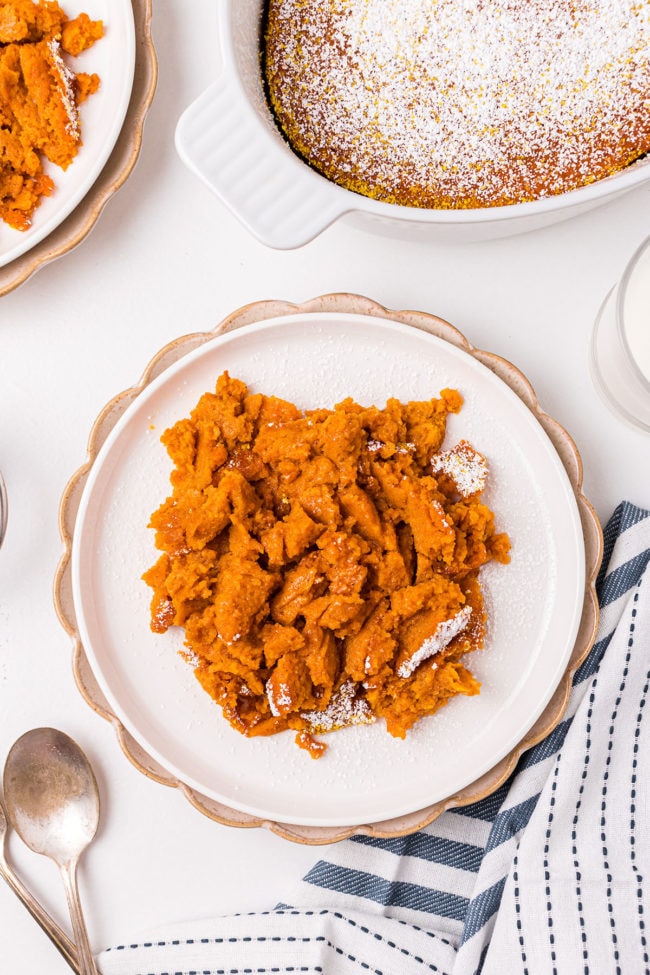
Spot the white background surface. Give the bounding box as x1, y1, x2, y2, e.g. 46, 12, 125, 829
1, 1, 650, 971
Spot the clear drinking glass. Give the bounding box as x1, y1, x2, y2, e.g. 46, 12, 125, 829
0, 471, 7, 548
591, 234, 650, 434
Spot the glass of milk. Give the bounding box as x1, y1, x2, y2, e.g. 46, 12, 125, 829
591, 235, 650, 433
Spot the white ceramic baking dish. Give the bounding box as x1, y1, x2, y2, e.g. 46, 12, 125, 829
175, 0, 650, 249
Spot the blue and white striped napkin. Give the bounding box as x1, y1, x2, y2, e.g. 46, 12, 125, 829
99, 501, 650, 975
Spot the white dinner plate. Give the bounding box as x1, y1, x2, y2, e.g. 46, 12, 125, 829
0, 0, 135, 268
71, 313, 585, 827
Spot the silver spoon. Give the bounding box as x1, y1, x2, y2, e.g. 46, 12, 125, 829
3, 729, 100, 975
0, 794, 79, 972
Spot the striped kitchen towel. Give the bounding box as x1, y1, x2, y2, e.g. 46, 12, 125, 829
99, 501, 650, 975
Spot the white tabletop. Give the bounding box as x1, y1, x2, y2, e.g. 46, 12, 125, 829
2, 3, 650, 971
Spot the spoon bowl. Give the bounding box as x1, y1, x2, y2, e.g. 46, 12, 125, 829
3, 728, 100, 975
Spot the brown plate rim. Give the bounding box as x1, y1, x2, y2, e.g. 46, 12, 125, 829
0, 0, 157, 298
53, 293, 603, 844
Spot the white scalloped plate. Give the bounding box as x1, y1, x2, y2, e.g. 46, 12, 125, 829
68, 311, 586, 828
0, 0, 135, 268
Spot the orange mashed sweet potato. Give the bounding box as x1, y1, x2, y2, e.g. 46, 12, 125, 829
143, 372, 510, 758
0, 0, 103, 231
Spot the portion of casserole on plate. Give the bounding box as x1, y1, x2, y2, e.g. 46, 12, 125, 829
0, 0, 103, 230
143, 372, 510, 757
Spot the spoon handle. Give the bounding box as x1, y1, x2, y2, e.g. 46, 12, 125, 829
0, 854, 79, 973
59, 858, 98, 975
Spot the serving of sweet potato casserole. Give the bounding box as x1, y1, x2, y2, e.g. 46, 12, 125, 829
0, 0, 103, 230
143, 372, 510, 758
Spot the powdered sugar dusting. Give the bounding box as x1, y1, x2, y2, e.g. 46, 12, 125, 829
431, 441, 488, 497
398, 605, 473, 678
366, 439, 384, 453
267, 680, 293, 717
265, 0, 650, 208
47, 38, 80, 139
301, 680, 375, 732
431, 498, 454, 530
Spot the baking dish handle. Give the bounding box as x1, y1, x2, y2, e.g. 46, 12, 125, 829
175, 74, 352, 250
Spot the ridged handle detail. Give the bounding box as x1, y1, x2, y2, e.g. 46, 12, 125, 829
175, 73, 351, 249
